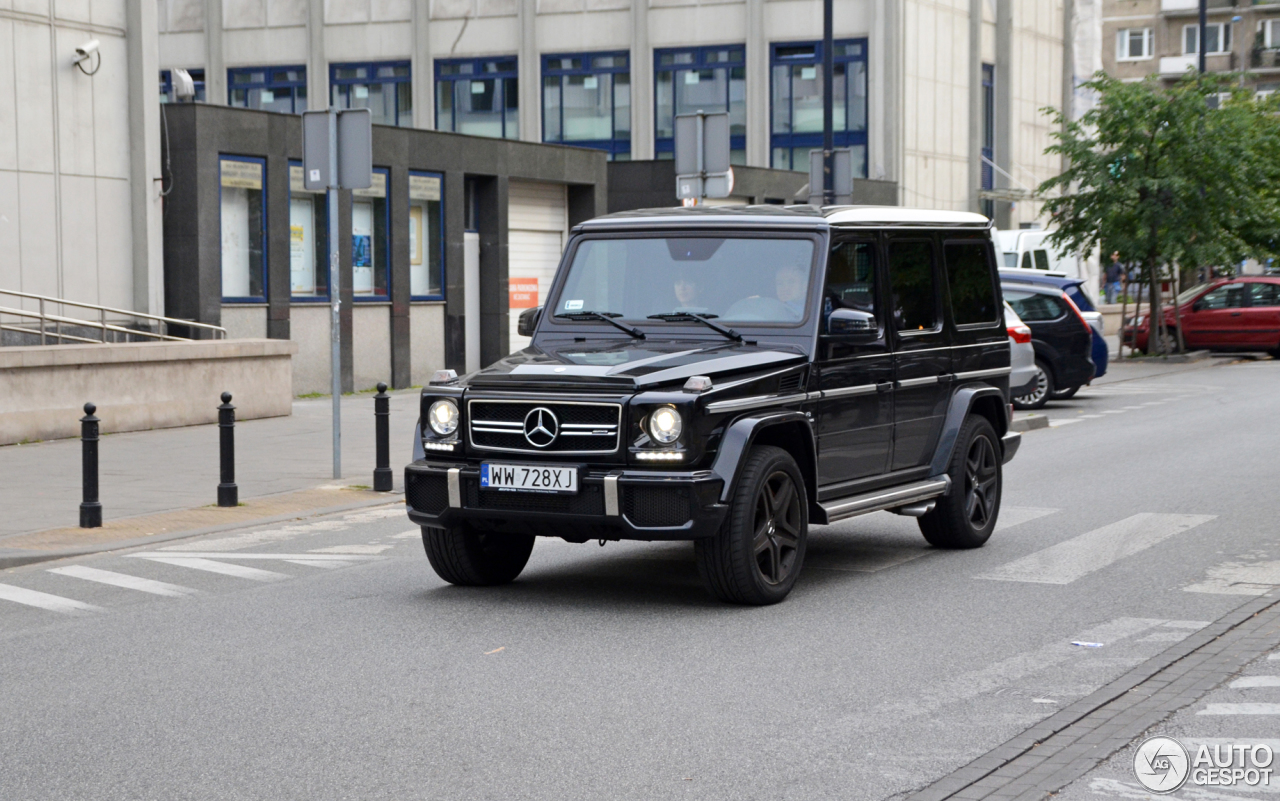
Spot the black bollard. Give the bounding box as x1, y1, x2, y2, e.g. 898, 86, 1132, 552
217, 392, 238, 507
79, 402, 102, 528
373, 382, 392, 492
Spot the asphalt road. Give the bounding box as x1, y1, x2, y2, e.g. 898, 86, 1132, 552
2, 357, 1277, 801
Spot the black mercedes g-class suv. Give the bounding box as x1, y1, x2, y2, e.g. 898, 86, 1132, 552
405, 206, 1020, 604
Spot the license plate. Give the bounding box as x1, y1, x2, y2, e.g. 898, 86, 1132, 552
480, 463, 578, 494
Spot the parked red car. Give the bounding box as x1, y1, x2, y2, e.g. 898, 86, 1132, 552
1126, 277, 1280, 356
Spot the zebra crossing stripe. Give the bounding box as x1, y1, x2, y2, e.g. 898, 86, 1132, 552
1198, 703, 1280, 716
1229, 676, 1280, 688
0, 583, 103, 614
48, 566, 197, 597
132, 552, 382, 561
137, 557, 287, 581
977, 513, 1216, 585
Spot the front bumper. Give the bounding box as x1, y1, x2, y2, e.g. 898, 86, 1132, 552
404, 460, 727, 541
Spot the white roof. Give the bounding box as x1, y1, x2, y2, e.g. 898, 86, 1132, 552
825, 206, 990, 227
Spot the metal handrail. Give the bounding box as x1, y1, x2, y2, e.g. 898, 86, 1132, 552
0, 288, 227, 345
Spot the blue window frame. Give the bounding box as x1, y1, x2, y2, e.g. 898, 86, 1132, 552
352, 167, 391, 300
288, 160, 329, 300
542, 52, 630, 160
435, 56, 519, 139
219, 155, 267, 303
655, 46, 746, 164
981, 64, 995, 219
769, 39, 868, 177
331, 62, 412, 127
409, 171, 445, 300
229, 66, 307, 114
160, 69, 205, 103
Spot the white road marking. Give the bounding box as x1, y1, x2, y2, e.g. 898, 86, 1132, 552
129, 552, 382, 561
0, 583, 103, 614
136, 557, 288, 581
47, 566, 197, 597
284, 559, 352, 569
1048, 418, 1083, 427
1185, 560, 1280, 596
1087, 777, 1256, 800
1080, 414, 1104, 419
1229, 676, 1280, 688
994, 506, 1059, 532
976, 513, 1216, 585
1162, 620, 1212, 629
392, 529, 421, 539
1101, 409, 1127, 414
1122, 406, 1145, 410
1270, 653, 1280, 661
1198, 703, 1280, 716
308, 544, 393, 554
1137, 631, 1191, 643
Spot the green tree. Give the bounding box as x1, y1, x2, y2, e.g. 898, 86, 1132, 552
1038, 72, 1280, 355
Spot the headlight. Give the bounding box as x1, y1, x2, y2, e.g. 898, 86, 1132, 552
427, 399, 459, 436
647, 405, 683, 444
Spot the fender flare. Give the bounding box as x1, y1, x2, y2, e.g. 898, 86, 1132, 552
928, 385, 1009, 481
710, 410, 817, 504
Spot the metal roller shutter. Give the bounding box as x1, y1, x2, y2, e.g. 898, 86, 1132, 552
507, 180, 567, 354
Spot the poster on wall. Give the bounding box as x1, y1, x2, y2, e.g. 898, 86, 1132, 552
352, 200, 374, 293
290, 197, 315, 294
409, 206, 423, 267
509, 278, 539, 308
220, 158, 263, 298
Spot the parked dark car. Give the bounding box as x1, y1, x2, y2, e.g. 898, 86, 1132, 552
999, 269, 1108, 387
405, 206, 1021, 605
1126, 277, 1280, 356
1002, 282, 1096, 409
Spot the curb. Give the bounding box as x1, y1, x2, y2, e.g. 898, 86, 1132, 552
0, 493, 404, 571
1119, 349, 1211, 364
1010, 415, 1050, 433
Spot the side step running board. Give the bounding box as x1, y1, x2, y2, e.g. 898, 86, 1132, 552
818, 478, 951, 524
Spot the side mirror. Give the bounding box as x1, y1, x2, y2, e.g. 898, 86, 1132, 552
1191, 300, 1205, 312
517, 306, 542, 337
825, 308, 879, 339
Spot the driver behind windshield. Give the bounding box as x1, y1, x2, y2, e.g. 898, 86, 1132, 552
774, 263, 807, 319
673, 268, 709, 314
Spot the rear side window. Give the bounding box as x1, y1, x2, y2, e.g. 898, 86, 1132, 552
1248, 282, 1280, 307
944, 241, 999, 326
1005, 289, 1066, 322
887, 241, 938, 332
1034, 250, 1051, 270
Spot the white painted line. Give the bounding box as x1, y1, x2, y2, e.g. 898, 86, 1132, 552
1122, 406, 1145, 410
1269, 652, 1280, 661
1198, 703, 1280, 716
1230, 676, 1280, 689
129, 552, 382, 561
976, 513, 1216, 585
1101, 409, 1126, 414
1184, 560, 1280, 596
1047, 418, 1082, 427
138, 557, 288, 581
392, 529, 421, 539
48, 566, 197, 597
0, 583, 103, 614
284, 559, 352, 569
308, 544, 393, 555
994, 506, 1059, 532
1161, 620, 1212, 629
1079, 414, 1103, 419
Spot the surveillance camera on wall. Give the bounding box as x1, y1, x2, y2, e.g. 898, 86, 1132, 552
74, 39, 99, 63
172, 68, 196, 100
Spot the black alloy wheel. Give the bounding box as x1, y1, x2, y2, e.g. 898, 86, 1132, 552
918, 415, 1001, 549
695, 445, 809, 605
963, 432, 999, 531
1048, 384, 1080, 400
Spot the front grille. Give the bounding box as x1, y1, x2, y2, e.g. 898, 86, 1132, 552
462, 478, 606, 515
406, 472, 450, 515
468, 399, 621, 455
624, 486, 692, 528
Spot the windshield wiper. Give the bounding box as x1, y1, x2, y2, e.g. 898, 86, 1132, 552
646, 312, 742, 342
554, 310, 646, 339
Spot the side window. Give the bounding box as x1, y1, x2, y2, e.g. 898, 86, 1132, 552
944, 241, 999, 326
825, 240, 877, 316
1199, 283, 1246, 310
1021, 251, 1033, 270
887, 240, 938, 332
1006, 290, 1065, 322
1248, 282, 1280, 307
1033, 249, 1051, 271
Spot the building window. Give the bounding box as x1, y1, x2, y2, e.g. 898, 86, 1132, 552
1184, 23, 1232, 55
1262, 19, 1280, 49
409, 172, 445, 299
219, 156, 267, 302
331, 62, 412, 127
542, 52, 630, 160
229, 66, 307, 114
436, 57, 519, 139
981, 63, 995, 220
352, 168, 390, 299
160, 69, 205, 103
769, 39, 868, 176
655, 46, 746, 164
1116, 28, 1154, 61
288, 161, 328, 299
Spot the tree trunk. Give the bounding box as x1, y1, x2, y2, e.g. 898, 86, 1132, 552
1147, 259, 1165, 356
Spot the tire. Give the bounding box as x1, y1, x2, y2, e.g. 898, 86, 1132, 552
695, 445, 808, 605
421, 523, 534, 586
1011, 359, 1053, 410
918, 415, 1001, 549
1048, 384, 1080, 400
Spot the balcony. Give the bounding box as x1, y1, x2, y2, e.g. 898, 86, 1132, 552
1162, 0, 1232, 13
1252, 47, 1280, 68
1159, 55, 1199, 75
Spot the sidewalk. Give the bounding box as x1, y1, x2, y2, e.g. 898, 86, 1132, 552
0, 390, 421, 562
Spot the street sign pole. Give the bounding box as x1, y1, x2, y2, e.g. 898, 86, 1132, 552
328, 108, 341, 479
695, 109, 704, 206
822, 0, 834, 205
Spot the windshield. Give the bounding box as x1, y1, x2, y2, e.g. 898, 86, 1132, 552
551, 235, 817, 325
1176, 283, 1210, 305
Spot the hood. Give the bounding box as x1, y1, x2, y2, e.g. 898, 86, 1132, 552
462, 338, 808, 391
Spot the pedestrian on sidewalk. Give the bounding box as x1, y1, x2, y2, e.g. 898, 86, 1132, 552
1105, 252, 1124, 304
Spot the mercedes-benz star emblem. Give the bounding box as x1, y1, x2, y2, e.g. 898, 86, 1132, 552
523, 407, 559, 448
